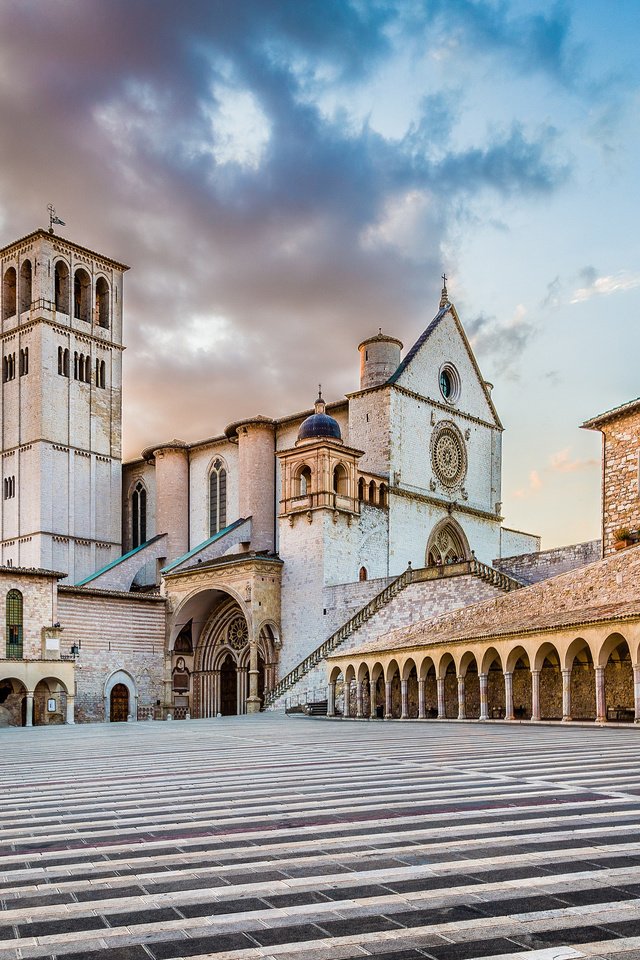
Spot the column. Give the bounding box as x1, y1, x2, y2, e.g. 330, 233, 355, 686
436, 677, 445, 718
595, 665, 606, 722
457, 675, 466, 720
370, 680, 378, 719
356, 680, 363, 718
25, 692, 34, 727
562, 668, 571, 721
400, 679, 409, 719
246, 638, 260, 714
327, 682, 336, 717
418, 678, 426, 719
343, 680, 351, 718
479, 673, 489, 720
531, 670, 540, 721
634, 664, 640, 722
385, 679, 393, 719
504, 671, 514, 720
66, 695, 75, 725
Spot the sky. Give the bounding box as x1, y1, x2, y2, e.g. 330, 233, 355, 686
0, 0, 639, 550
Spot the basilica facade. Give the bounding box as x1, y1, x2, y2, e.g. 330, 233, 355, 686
2, 225, 634, 727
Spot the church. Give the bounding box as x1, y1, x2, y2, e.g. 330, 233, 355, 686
1, 224, 635, 726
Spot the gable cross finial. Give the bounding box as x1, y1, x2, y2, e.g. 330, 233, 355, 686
440, 272, 449, 308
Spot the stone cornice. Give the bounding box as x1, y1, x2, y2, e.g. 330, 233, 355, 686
389, 484, 502, 523
0, 229, 129, 271
0, 315, 124, 349
59, 585, 166, 602
162, 552, 283, 582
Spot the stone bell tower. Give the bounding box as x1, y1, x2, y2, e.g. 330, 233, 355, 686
276, 391, 364, 672
0, 227, 128, 581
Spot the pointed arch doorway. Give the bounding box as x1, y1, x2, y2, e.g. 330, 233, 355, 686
219, 654, 238, 716
426, 518, 470, 565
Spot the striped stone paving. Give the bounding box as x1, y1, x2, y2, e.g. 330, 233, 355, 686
2, 718, 640, 960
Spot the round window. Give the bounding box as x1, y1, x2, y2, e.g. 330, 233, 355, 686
430, 421, 467, 489
438, 364, 460, 403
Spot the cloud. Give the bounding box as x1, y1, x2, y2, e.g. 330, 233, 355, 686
570, 270, 640, 304
466, 304, 536, 374
540, 275, 562, 309
400, 1, 584, 89
549, 448, 598, 473
514, 469, 542, 499
0, 1, 575, 456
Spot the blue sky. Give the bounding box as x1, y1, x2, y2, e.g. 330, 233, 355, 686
0, 0, 638, 549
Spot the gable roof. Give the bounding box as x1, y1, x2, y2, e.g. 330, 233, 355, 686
387, 300, 502, 430
582, 396, 640, 431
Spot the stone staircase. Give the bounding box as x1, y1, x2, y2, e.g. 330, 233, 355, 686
265, 559, 522, 710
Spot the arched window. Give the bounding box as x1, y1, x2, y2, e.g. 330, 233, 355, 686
3, 354, 15, 383
358, 477, 365, 501
209, 458, 227, 535
95, 277, 109, 328
297, 465, 312, 496
63, 348, 70, 377
359, 566, 368, 581
379, 483, 387, 508
368, 479, 376, 503
84, 355, 91, 383
333, 463, 348, 496
19, 260, 32, 314
54, 261, 69, 313
131, 481, 147, 549
100, 360, 106, 388
2, 267, 16, 321
95, 358, 106, 388
73, 268, 91, 322
6, 589, 23, 659
19, 348, 28, 377
73, 351, 79, 380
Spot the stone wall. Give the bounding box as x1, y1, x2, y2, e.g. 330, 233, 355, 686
599, 409, 640, 556
272, 568, 506, 707
493, 540, 601, 585
58, 586, 165, 722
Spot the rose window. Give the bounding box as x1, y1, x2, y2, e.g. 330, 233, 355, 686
430, 423, 467, 489
227, 617, 248, 650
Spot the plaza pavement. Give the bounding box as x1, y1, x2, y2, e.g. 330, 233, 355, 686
2, 717, 640, 960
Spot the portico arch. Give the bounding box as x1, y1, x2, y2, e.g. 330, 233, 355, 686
600, 633, 634, 721
459, 651, 480, 719
481, 647, 505, 719
534, 642, 562, 720
566, 638, 596, 721
426, 517, 470, 566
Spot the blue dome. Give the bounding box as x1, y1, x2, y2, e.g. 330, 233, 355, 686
298, 411, 342, 442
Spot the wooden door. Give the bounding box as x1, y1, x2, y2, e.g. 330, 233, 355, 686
110, 683, 129, 722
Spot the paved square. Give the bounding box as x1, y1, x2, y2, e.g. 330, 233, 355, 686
2, 717, 640, 960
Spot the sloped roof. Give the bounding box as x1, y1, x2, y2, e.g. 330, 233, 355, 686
582, 396, 640, 430
387, 301, 502, 430
335, 543, 640, 658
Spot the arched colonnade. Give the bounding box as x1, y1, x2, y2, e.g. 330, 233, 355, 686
328, 623, 640, 724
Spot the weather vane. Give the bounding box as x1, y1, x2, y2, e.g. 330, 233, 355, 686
47, 204, 66, 234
